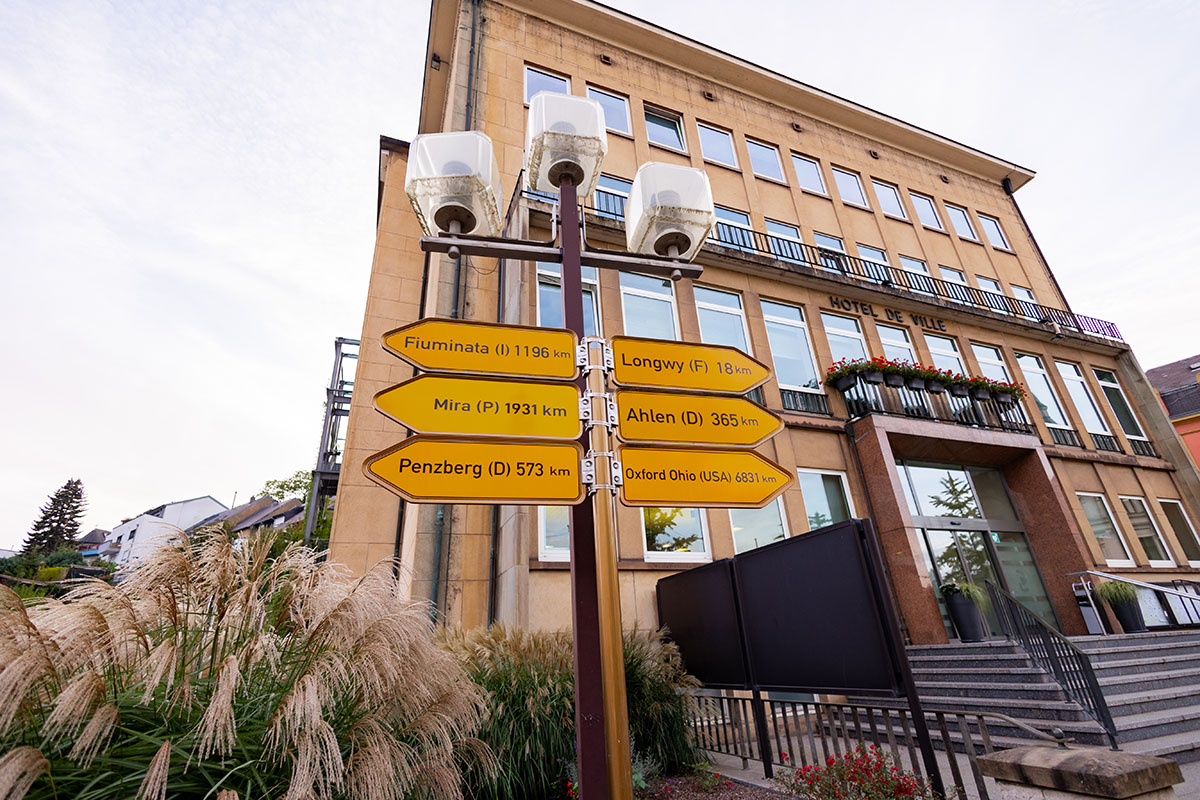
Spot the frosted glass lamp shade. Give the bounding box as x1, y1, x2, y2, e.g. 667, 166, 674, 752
405, 131, 503, 236
525, 91, 608, 196
625, 163, 715, 261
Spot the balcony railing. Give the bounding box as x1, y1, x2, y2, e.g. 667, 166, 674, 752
840, 382, 1035, 435
1048, 427, 1084, 448
539, 189, 1125, 342
1089, 432, 1123, 453
780, 389, 831, 416
1130, 438, 1159, 458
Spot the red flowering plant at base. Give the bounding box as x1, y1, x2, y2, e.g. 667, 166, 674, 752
773, 745, 945, 799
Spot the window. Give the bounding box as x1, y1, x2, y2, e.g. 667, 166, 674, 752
761, 300, 820, 391
813, 232, 847, 272
877, 324, 915, 362
539, 507, 570, 560
1093, 369, 1147, 440
594, 175, 631, 220
821, 312, 867, 362
731, 498, 788, 554
1016, 353, 1070, 429
945, 203, 978, 240
911, 192, 943, 229
697, 123, 737, 167
925, 334, 965, 373
1160, 500, 1200, 566
538, 263, 600, 336
586, 86, 630, 134
898, 256, 935, 296
978, 214, 1010, 249
1077, 493, 1134, 566
832, 167, 868, 207
856, 244, 892, 284
746, 139, 785, 181
620, 272, 678, 340
524, 65, 569, 102
764, 220, 805, 264
1011, 285, 1038, 319
939, 266, 972, 303
695, 286, 751, 353
873, 181, 907, 219
791, 154, 826, 194
796, 470, 854, 530
712, 206, 756, 253
976, 276, 1009, 315
643, 507, 709, 561
971, 343, 1011, 383
1120, 496, 1174, 567
1055, 361, 1109, 434
645, 107, 686, 151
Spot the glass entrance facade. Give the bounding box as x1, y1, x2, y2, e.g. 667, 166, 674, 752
897, 461, 1058, 637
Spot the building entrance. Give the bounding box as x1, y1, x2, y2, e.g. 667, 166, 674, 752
896, 461, 1058, 637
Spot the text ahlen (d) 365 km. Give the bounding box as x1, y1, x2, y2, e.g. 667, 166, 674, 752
614, 390, 783, 448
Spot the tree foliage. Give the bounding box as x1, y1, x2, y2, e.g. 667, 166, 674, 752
22, 480, 86, 556
258, 469, 312, 501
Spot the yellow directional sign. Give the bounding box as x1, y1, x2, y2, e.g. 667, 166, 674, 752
383, 318, 578, 380
616, 446, 793, 509
365, 436, 586, 505
375, 375, 582, 440
614, 390, 783, 448
609, 337, 770, 394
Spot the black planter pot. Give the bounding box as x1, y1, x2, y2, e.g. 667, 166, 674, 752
945, 592, 987, 642
884, 373, 906, 388
995, 392, 1017, 405
905, 377, 926, 391
948, 384, 970, 398
831, 374, 858, 392
862, 370, 884, 385
926, 380, 946, 394
1110, 600, 1148, 634
971, 387, 993, 402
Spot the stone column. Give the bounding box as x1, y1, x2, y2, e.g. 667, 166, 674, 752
978, 745, 1184, 800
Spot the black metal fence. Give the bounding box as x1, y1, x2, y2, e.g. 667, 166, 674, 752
986, 582, 1118, 749
1130, 438, 1160, 458
839, 381, 1035, 435
780, 388, 831, 415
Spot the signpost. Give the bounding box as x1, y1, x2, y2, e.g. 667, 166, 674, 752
383, 318, 579, 380
614, 390, 783, 447
609, 336, 771, 393
617, 446, 792, 508
374, 375, 582, 440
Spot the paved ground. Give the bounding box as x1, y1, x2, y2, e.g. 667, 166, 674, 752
707, 749, 1199, 799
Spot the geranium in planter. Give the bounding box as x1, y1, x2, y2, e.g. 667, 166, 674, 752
824, 359, 865, 392
948, 382, 970, 398
924, 366, 953, 394
940, 581, 989, 642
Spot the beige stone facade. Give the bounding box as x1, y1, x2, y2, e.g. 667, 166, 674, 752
328, 0, 1200, 643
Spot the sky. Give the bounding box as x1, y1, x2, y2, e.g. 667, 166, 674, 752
1, 0, 1197, 549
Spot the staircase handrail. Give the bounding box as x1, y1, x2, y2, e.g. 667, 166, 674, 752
1066, 569, 1200, 603
985, 581, 1119, 750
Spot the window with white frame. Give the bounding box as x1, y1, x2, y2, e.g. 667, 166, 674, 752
594, 175, 631, 221
945, 203, 978, 240
792, 153, 827, 194
524, 65, 569, 102
643, 507, 709, 561
645, 107, 686, 151
1011, 285, 1038, 319
730, 498, 788, 554
910, 192, 943, 229
695, 286, 751, 353
537, 263, 600, 336
1055, 361, 1110, 435
620, 272, 678, 340
856, 244, 892, 283
697, 122, 737, 167
765, 220, 805, 264
1160, 499, 1200, 566
813, 232, 847, 272
1016, 353, 1070, 429
939, 266, 973, 303
976, 276, 1009, 315
832, 167, 868, 207
712, 206, 756, 253
762, 300, 820, 391
971, 343, 1011, 383
1120, 496, 1175, 567
796, 469, 854, 530
877, 324, 915, 362
1076, 492, 1134, 566
538, 506, 570, 560
746, 138, 785, 182
821, 312, 868, 363
586, 86, 631, 134
898, 255, 935, 295
1092, 369, 1148, 441
978, 214, 1010, 249
872, 181, 907, 219
925, 334, 965, 374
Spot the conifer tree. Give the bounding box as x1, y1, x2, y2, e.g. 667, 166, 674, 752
22, 479, 87, 556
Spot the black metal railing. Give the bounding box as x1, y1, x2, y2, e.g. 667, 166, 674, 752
1130, 438, 1159, 458
839, 381, 1035, 434
986, 582, 1118, 749
1090, 432, 1123, 453
1073, 570, 1200, 631
1049, 427, 1085, 448
780, 389, 831, 416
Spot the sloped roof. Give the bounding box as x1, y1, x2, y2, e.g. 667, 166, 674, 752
1160, 384, 1200, 421
76, 528, 109, 545
232, 498, 304, 533
187, 496, 278, 533
1146, 354, 1200, 393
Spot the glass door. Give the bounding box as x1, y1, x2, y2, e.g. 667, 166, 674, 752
924, 529, 1003, 636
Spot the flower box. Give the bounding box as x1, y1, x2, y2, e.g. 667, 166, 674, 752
994, 391, 1017, 405
883, 373, 905, 388
948, 384, 970, 398
905, 376, 926, 391
971, 387, 993, 401
861, 370, 884, 385
926, 379, 946, 394
831, 374, 858, 392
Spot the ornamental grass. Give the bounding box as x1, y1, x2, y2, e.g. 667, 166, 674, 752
0, 527, 493, 800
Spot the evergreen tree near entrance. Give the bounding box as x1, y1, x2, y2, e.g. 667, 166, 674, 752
22, 479, 86, 556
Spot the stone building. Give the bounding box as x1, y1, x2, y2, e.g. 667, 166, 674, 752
327, 0, 1200, 645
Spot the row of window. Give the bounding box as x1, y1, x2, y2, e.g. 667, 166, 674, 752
525, 64, 1016, 254
1078, 493, 1200, 569
535, 265, 1150, 447
539, 468, 855, 562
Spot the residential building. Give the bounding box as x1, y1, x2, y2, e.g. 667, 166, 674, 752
327, 0, 1200, 651
1147, 354, 1200, 469
74, 528, 108, 561
105, 495, 227, 566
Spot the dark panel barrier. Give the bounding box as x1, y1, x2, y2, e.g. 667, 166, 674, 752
655, 559, 747, 689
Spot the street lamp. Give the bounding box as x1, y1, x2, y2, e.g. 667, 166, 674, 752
525, 91, 608, 197
405, 130, 503, 237
625, 162, 715, 262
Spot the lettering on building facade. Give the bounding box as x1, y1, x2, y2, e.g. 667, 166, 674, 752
828, 295, 948, 332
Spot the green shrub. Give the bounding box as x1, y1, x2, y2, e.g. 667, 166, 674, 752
32, 566, 64, 582
0, 527, 493, 800
1094, 579, 1139, 607
442, 626, 700, 799
0, 555, 38, 580
42, 547, 83, 568
9, 585, 48, 601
